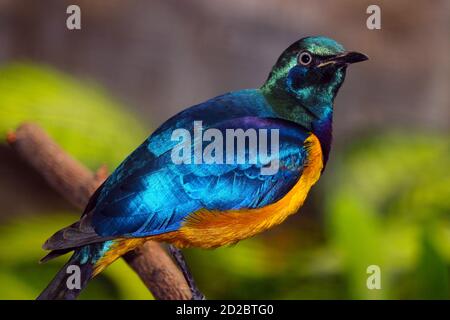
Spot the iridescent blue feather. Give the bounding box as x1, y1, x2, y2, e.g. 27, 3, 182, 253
90, 90, 310, 237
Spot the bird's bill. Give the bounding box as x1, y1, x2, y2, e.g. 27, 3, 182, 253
317, 51, 369, 68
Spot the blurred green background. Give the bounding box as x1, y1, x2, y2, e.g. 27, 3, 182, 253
0, 0, 448, 299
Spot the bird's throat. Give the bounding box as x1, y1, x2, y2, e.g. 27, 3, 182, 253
262, 89, 333, 166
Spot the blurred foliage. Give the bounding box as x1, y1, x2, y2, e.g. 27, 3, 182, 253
0, 63, 148, 170
0, 214, 151, 299
325, 134, 450, 299
0, 64, 448, 299
0, 63, 151, 299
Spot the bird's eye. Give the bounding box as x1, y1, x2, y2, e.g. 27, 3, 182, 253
298, 51, 313, 66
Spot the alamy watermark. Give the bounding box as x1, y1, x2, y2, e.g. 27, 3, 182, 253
366, 5, 381, 30
366, 264, 381, 290
66, 5, 81, 30
170, 121, 280, 175
66, 264, 81, 290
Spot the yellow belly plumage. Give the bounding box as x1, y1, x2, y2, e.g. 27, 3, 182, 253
94, 134, 323, 275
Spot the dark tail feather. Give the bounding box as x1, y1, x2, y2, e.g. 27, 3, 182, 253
40, 249, 72, 263
37, 252, 93, 300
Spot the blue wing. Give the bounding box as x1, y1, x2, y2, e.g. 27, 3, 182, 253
84, 90, 311, 238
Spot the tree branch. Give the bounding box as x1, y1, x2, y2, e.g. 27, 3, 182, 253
7, 122, 191, 300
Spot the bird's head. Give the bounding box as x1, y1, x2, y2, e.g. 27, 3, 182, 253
262, 36, 368, 108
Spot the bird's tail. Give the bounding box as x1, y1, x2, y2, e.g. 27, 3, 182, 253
37, 250, 94, 300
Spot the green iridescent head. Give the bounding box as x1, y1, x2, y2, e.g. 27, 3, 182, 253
262, 36, 368, 105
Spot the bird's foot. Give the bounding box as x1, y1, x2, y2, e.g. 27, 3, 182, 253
168, 245, 206, 300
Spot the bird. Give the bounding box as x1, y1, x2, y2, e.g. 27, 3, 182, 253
37, 36, 367, 300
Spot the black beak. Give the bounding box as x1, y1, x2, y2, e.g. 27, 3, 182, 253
339, 51, 369, 64
318, 51, 368, 68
